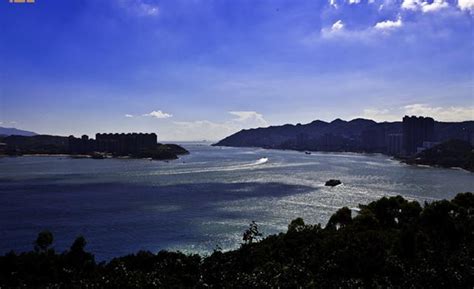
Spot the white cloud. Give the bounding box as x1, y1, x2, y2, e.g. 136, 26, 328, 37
139, 3, 159, 16
319, 0, 463, 41
357, 104, 474, 122
422, 0, 449, 12
458, 0, 474, 11
401, 0, 449, 12
358, 108, 402, 122
404, 104, 474, 121
402, 0, 422, 10
0, 121, 17, 126
329, 0, 338, 8
119, 0, 159, 17
143, 110, 173, 119
374, 16, 403, 30
229, 111, 268, 126
173, 120, 234, 141
172, 111, 268, 141
331, 20, 345, 31
320, 20, 347, 38
320, 16, 404, 40
125, 114, 134, 118
330, 0, 387, 8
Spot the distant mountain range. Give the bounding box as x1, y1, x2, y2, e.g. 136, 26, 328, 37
0, 127, 37, 137
213, 118, 474, 154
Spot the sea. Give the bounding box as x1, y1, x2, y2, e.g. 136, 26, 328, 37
0, 142, 472, 260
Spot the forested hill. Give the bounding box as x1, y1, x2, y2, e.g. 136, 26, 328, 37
405, 139, 474, 172
213, 118, 473, 153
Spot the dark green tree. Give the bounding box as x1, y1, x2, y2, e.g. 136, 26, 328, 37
327, 206, 352, 229
288, 217, 306, 232
70, 236, 86, 253
34, 230, 53, 253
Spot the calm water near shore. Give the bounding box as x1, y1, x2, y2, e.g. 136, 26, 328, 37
0, 142, 472, 260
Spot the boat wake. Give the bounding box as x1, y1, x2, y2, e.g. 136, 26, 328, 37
151, 157, 270, 176
253, 157, 269, 166
219, 157, 269, 170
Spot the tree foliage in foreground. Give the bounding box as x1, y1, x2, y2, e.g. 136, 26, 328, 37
1, 192, 473, 288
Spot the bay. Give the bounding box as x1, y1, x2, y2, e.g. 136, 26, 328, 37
0, 142, 472, 260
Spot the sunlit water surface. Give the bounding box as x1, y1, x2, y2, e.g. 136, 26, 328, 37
1, 143, 472, 259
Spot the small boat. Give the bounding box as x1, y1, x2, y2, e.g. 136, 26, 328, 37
305, 151, 311, 155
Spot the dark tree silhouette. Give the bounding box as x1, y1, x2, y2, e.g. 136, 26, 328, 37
327, 206, 352, 229
243, 221, 263, 244
34, 231, 53, 253
1, 192, 472, 288
287, 217, 306, 232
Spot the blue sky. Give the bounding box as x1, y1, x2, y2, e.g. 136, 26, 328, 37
1, 0, 473, 140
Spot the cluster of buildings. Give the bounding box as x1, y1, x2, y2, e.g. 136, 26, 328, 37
68, 133, 158, 155
290, 116, 454, 156
387, 116, 436, 156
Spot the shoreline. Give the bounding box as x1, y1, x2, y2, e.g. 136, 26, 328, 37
0, 153, 182, 161
213, 145, 473, 172
215, 144, 389, 157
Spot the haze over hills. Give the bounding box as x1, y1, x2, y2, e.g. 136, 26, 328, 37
214, 118, 474, 154
0, 127, 37, 137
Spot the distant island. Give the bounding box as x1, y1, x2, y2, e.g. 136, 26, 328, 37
0, 133, 188, 160
214, 116, 474, 171
0, 192, 472, 288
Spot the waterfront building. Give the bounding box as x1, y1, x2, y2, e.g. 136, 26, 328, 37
402, 116, 434, 156
68, 133, 158, 155
387, 133, 403, 155
95, 133, 157, 155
